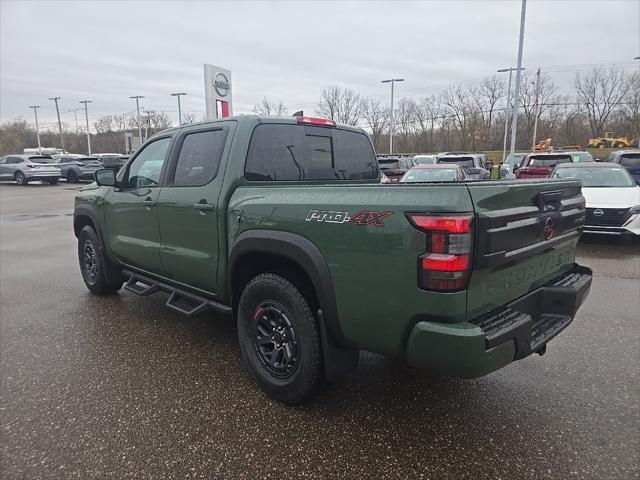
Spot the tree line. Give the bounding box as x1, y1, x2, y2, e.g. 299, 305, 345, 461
1, 66, 637, 156
256, 66, 639, 153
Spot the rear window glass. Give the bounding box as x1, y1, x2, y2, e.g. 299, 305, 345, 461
438, 156, 474, 168
245, 124, 378, 181
570, 152, 594, 162
529, 155, 571, 167
620, 154, 640, 168
378, 159, 401, 170
401, 168, 458, 182
28, 156, 54, 163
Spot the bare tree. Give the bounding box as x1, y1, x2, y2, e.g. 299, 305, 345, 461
442, 86, 475, 150
361, 99, 389, 150
182, 112, 199, 124
254, 97, 288, 116
316, 86, 364, 125
575, 66, 630, 137
620, 71, 640, 144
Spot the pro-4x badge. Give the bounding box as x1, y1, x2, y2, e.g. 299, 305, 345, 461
306, 209, 393, 227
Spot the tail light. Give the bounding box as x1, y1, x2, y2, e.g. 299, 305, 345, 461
296, 116, 336, 127
408, 214, 474, 291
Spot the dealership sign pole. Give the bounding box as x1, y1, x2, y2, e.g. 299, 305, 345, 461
204, 64, 232, 119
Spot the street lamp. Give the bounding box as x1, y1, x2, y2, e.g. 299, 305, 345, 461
49, 97, 65, 152
28, 105, 42, 152
129, 95, 145, 144
381, 78, 404, 154
79, 100, 92, 155
497, 67, 525, 163
509, 0, 527, 159
171, 92, 187, 125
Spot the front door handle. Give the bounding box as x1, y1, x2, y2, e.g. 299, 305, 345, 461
194, 202, 215, 212
143, 198, 156, 207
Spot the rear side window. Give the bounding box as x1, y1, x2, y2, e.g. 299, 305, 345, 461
173, 128, 228, 187
245, 124, 377, 181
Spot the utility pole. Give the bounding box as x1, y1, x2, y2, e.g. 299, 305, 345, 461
497, 67, 524, 163
29, 105, 42, 152
130, 95, 144, 144
634, 57, 640, 146
381, 78, 404, 154
531, 68, 542, 151
144, 110, 155, 141
509, 0, 527, 158
49, 96, 65, 152
171, 92, 187, 125
79, 100, 92, 155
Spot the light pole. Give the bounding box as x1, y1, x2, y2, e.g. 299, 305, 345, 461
29, 105, 42, 152
381, 78, 404, 154
49, 96, 65, 152
509, 0, 527, 158
171, 92, 187, 125
130, 95, 144, 144
531, 68, 542, 151
497, 67, 524, 163
79, 100, 92, 155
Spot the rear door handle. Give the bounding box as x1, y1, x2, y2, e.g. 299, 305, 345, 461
194, 202, 215, 212
143, 199, 156, 207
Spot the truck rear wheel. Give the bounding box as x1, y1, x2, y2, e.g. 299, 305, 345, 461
77, 226, 123, 295
237, 273, 323, 405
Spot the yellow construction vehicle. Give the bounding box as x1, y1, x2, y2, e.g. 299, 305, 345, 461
588, 132, 635, 149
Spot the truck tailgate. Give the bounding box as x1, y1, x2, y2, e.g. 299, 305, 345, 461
465, 179, 585, 320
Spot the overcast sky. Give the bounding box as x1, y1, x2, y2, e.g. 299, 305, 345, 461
1, 0, 638, 130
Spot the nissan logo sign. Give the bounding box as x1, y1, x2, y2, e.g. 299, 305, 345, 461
213, 72, 230, 97
593, 209, 604, 217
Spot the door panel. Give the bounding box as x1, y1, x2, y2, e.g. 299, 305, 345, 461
157, 125, 231, 294
103, 137, 172, 275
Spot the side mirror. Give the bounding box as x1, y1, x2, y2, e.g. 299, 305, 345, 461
95, 168, 116, 187
513, 164, 520, 172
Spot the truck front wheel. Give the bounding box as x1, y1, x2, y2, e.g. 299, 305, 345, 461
237, 273, 323, 405
77, 226, 123, 295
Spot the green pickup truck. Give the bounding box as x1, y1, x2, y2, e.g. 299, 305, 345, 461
74, 116, 592, 404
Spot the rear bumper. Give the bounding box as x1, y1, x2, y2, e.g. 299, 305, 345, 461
26, 171, 61, 179
404, 264, 592, 378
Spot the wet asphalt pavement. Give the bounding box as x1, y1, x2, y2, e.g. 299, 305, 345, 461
1, 183, 638, 480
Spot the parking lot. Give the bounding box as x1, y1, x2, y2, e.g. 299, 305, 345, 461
0, 183, 638, 479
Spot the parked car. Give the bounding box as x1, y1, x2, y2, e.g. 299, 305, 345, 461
95, 153, 128, 171
377, 156, 413, 182
515, 152, 577, 179
551, 162, 639, 236
601, 149, 640, 185
437, 153, 490, 180
500, 152, 527, 179
74, 115, 591, 404
53, 155, 103, 183
412, 154, 437, 165
0, 154, 61, 185
400, 164, 469, 183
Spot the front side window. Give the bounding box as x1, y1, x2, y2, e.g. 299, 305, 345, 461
124, 137, 171, 189
172, 128, 228, 187
245, 124, 377, 181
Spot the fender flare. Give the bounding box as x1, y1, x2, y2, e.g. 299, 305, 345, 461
228, 230, 358, 381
